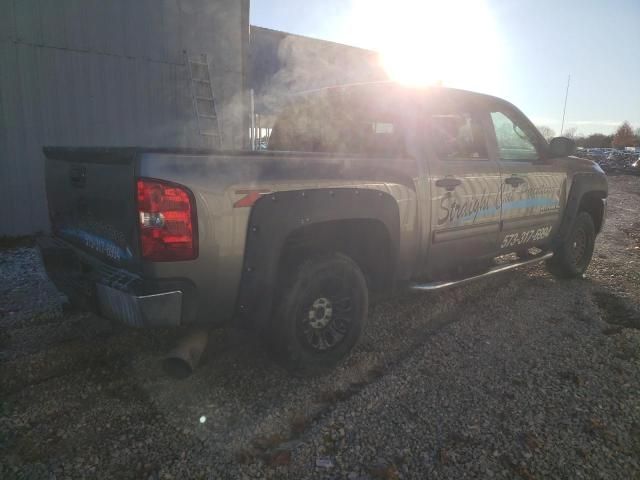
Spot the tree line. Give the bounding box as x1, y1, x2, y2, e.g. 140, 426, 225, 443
536, 121, 639, 149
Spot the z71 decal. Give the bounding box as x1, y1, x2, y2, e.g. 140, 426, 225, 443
501, 226, 552, 249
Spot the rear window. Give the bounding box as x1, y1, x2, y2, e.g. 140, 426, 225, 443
267, 86, 413, 158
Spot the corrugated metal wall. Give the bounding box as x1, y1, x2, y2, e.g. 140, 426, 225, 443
0, 0, 249, 236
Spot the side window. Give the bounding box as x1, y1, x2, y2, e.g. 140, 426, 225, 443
268, 89, 411, 158
490, 111, 539, 161
430, 113, 487, 161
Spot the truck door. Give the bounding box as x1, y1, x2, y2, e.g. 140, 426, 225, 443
488, 106, 566, 252
424, 101, 502, 278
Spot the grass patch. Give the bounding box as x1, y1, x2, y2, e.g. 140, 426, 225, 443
0, 235, 37, 250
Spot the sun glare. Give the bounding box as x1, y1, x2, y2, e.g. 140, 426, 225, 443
345, 0, 503, 92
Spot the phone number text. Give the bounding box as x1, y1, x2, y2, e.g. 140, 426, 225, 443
501, 226, 552, 248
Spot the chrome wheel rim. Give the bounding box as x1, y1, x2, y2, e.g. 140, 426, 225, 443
298, 292, 353, 352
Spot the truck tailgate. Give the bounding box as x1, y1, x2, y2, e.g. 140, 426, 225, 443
43, 147, 141, 269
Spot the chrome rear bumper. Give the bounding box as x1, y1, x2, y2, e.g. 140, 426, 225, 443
38, 236, 183, 327
96, 284, 182, 328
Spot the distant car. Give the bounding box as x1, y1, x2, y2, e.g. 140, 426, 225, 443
585, 149, 606, 161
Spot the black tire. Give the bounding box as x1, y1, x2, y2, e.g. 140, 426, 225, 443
269, 253, 368, 376
546, 211, 596, 278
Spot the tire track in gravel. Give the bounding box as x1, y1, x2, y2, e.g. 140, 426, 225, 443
277, 266, 639, 480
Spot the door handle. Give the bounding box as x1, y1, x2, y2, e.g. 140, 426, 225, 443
505, 176, 525, 187
435, 177, 462, 191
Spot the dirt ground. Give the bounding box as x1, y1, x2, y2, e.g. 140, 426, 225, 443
1, 175, 639, 480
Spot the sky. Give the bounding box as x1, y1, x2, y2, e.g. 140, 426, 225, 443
251, 0, 640, 136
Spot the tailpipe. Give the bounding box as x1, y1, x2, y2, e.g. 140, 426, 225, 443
163, 327, 209, 379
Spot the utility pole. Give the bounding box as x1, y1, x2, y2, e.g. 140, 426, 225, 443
560, 74, 570, 135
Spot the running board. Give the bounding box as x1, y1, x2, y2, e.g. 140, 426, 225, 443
410, 252, 554, 292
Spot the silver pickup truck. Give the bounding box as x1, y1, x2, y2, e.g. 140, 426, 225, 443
41, 83, 608, 374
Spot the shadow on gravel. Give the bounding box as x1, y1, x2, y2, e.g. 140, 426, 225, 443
593, 290, 640, 330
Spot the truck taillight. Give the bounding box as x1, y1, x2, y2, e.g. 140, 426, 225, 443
136, 178, 197, 261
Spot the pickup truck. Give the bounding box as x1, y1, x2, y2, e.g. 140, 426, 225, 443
40, 83, 608, 374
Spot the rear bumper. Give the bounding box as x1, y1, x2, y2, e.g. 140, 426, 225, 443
38, 236, 183, 327
95, 284, 182, 328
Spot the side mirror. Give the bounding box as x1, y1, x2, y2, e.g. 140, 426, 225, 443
549, 137, 576, 157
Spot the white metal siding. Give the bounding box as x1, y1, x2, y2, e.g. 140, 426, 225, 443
0, 0, 248, 235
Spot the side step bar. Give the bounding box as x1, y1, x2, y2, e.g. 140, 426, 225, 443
410, 252, 554, 292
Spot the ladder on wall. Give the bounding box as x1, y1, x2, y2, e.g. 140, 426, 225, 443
186, 53, 222, 147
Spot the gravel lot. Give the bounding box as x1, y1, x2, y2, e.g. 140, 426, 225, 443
1, 175, 639, 480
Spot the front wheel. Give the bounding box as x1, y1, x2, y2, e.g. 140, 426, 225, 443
269, 253, 368, 376
546, 211, 596, 278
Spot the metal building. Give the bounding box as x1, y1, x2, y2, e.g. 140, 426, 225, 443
0, 0, 249, 236
0, 2, 387, 236
248, 26, 387, 148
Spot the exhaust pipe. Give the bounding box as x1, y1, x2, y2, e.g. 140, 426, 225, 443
163, 327, 209, 379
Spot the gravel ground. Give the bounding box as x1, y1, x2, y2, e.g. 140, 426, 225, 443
1, 175, 639, 480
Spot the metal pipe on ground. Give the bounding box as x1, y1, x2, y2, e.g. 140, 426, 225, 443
163, 327, 209, 379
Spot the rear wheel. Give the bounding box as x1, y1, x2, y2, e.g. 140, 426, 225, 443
270, 253, 368, 376
547, 211, 596, 278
